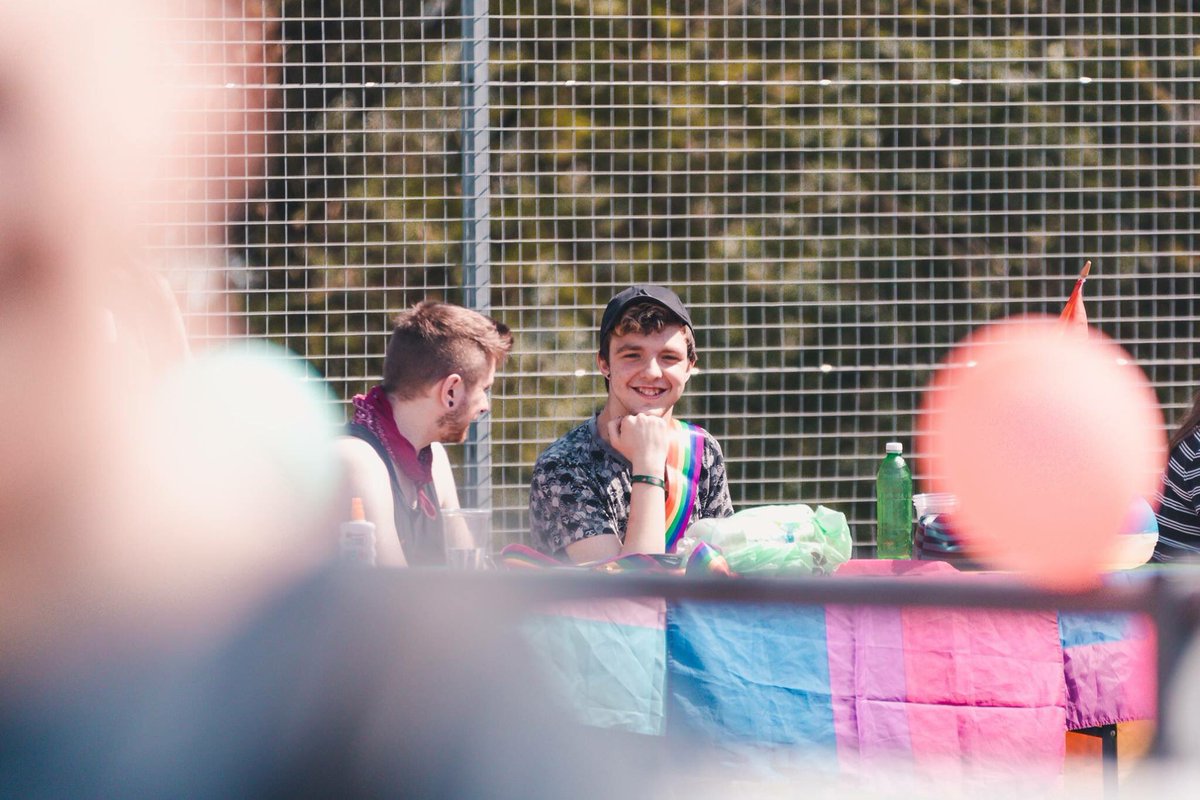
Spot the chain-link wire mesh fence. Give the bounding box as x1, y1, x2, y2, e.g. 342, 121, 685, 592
181, 1, 1199, 550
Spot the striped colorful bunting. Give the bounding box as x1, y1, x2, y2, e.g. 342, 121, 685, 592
684, 540, 732, 576
497, 542, 681, 573
497, 541, 733, 576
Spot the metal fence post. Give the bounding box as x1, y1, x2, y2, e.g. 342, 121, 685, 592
461, 0, 491, 511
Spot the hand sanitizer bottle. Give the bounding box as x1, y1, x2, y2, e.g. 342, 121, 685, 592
339, 497, 377, 566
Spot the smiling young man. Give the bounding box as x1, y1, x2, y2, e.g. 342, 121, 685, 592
529, 285, 733, 562
337, 301, 512, 567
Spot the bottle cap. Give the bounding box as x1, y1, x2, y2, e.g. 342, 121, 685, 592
885, 442, 903, 454
350, 496, 365, 521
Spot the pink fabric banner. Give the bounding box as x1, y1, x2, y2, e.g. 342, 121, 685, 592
829, 560, 1068, 778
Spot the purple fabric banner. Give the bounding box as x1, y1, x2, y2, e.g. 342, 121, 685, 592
1060, 611, 1156, 729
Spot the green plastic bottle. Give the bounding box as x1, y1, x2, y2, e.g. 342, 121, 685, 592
875, 442, 913, 559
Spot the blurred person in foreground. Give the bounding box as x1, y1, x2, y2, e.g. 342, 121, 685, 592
529, 285, 733, 562
0, 0, 301, 671
1154, 388, 1200, 561
337, 301, 513, 566
0, 2, 646, 797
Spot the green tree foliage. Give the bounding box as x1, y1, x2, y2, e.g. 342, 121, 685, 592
233, 1, 1200, 545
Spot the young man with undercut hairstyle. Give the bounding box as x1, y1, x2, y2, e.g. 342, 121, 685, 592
337, 300, 513, 566
529, 285, 733, 563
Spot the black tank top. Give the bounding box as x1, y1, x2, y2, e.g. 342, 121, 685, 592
345, 423, 445, 566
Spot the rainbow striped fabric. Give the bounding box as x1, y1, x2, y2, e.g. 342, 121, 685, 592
497, 543, 679, 574
664, 419, 705, 553
497, 541, 730, 576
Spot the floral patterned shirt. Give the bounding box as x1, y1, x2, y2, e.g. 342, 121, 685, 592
529, 415, 734, 555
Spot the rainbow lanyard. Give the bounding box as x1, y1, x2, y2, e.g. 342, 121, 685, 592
664, 419, 704, 553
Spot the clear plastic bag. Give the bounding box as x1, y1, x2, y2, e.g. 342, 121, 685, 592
687, 504, 852, 576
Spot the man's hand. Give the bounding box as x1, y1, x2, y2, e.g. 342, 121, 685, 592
607, 413, 671, 476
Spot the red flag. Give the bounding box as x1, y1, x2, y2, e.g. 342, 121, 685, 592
1060, 261, 1091, 330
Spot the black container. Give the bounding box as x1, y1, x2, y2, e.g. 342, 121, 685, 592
913, 513, 984, 569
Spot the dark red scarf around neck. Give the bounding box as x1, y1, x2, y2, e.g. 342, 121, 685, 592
351, 386, 438, 518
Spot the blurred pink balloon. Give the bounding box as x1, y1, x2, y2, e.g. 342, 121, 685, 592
917, 316, 1166, 590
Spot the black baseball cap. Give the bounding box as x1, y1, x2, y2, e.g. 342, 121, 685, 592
598, 284, 693, 350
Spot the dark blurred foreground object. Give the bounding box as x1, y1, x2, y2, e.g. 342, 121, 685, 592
0, 567, 660, 798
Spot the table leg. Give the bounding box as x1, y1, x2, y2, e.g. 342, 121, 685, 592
1073, 724, 1118, 799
